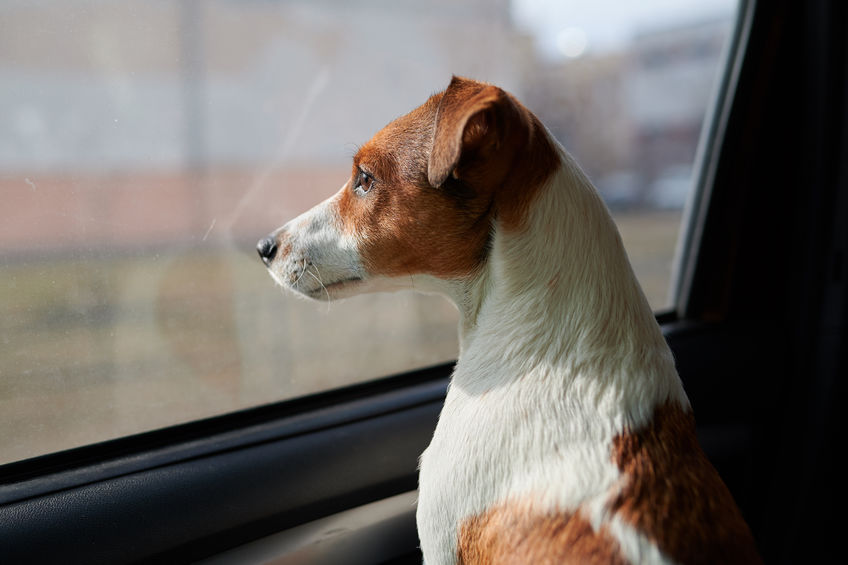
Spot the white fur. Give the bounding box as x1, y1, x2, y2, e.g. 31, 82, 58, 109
607, 515, 676, 565
415, 150, 688, 565
266, 188, 362, 298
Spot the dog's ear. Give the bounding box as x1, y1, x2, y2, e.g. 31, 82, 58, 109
428, 76, 519, 188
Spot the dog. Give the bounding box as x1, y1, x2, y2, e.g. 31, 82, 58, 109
257, 76, 761, 565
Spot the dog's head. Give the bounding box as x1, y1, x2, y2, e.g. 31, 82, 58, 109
257, 76, 559, 300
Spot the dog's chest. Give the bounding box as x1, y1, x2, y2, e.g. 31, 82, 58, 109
416, 380, 623, 565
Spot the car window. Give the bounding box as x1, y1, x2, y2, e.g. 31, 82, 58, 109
0, 0, 738, 465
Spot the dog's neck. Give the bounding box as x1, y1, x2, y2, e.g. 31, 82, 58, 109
441, 150, 688, 425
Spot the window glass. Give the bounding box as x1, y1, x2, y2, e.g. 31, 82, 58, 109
0, 0, 737, 464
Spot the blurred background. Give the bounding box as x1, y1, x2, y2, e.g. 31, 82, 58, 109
0, 0, 736, 463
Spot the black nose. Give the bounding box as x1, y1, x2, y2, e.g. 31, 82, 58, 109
256, 236, 278, 266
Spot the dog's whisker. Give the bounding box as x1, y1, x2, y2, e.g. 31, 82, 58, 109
293, 258, 308, 286
306, 270, 331, 309
310, 266, 332, 312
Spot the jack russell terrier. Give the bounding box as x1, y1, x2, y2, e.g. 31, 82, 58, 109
257, 76, 761, 565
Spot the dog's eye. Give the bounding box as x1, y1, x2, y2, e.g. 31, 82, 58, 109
355, 170, 375, 195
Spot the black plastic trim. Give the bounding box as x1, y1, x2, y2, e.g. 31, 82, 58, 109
0, 383, 445, 564
673, 0, 755, 315
0, 363, 452, 501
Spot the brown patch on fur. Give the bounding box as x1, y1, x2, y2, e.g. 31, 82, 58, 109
278, 240, 292, 260
429, 76, 561, 232
336, 93, 492, 278
457, 502, 629, 565
335, 76, 560, 279
610, 404, 762, 565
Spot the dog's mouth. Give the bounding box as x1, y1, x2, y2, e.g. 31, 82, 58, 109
301, 276, 364, 300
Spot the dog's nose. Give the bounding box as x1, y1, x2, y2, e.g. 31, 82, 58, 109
256, 236, 278, 266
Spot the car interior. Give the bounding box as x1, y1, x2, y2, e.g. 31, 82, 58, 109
1, 0, 845, 563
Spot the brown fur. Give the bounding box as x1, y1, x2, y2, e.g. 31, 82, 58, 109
455, 405, 761, 565
429, 76, 560, 232
337, 93, 491, 278
610, 404, 762, 565
458, 503, 629, 565
335, 76, 559, 279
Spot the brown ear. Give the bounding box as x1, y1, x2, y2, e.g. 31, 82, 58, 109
427, 76, 515, 188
